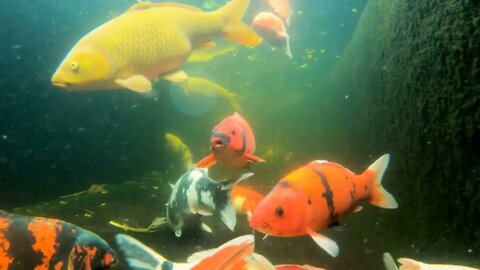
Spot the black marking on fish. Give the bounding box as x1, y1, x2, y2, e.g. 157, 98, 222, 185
4, 216, 43, 270
1, 211, 113, 270
314, 171, 336, 221
307, 197, 312, 205
350, 183, 357, 201
211, 130, 231, 147
239, 129, 246, 155
327, 221, 341, 228
166, 169, 239, 234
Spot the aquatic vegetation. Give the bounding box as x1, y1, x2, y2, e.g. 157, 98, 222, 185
1, 0, 479, 269
60, 184, 107, 198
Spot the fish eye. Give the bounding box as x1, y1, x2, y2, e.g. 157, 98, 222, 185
275, 206, 284, 217
70, 61, 79, 72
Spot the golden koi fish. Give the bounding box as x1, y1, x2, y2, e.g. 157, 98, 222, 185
165, 133, 193, 170
177, 76, 244, 111
51, 0, 261, 93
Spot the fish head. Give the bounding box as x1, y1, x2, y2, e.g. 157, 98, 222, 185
249, 181, 308, 236
51, 48, 111, 90
71, 231, 117, 269
252, 12, 284, 33
210, 113, 252, 155
210, 123, 246, 154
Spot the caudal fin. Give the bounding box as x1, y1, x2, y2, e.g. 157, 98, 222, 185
216, 0, 262, 46
115, 234, 184, 270
365, 154, 398, 209
191, 235, 255, 270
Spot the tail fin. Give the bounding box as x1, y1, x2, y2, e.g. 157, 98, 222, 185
383, 252, 399, 270
218, 172, 254, 231
191, 235, 255, 270
115, 234, 187, 270
365, 154, 398, 209
397, 258, 424, 270
248, 253, 276, 270
216, 0, 262, 46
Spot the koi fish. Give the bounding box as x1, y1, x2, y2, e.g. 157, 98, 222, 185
252, 12, 293, 58
176, 77, 244, 112
51, 0, 261, 93
116, 234, 255, 270
196, 112, 265, 169
232, 184, 264, 219
249, 154, 398, 257
0, 210, 116, 269
165, 132, 194, 170
383, 252, 479, 270
267, 0, 292, 25
116, 233, 324, 270
167, 168, 253, 237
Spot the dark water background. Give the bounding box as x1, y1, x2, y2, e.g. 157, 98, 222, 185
1, 0, 479, 269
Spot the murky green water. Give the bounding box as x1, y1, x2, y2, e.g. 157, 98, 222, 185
1, 0, 479, 269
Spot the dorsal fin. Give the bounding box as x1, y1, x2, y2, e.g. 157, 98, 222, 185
126, 1, 202, 13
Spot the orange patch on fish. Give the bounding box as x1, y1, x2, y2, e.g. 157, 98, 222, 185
0, 216, 13, 268
191, 236, 254, 270
267, 0, 292, 25
27, 217, 61, 270
54, 261, 63, 270
232, 184, 264, 217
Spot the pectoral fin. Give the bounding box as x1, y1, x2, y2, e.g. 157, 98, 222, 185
306, 228, 339, 257
201, 223, 213, 233
164, 70, 188, 83
197, 41, 216, 50
196, 154, 217, 168
115, 75, 152, 93
219, 202, 237, 231
244, 153, 266, 163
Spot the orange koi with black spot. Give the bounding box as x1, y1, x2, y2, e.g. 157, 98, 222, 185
0, 210, 116, 270
249, 154, 398, 258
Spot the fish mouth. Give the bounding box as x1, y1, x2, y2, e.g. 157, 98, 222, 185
249, 218, 272, 234
211, 138, 226, 151
51, 75, 69, 88
52, 80, 68, 88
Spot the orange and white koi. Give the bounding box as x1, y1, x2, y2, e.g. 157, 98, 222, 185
116, 233, 324, 270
